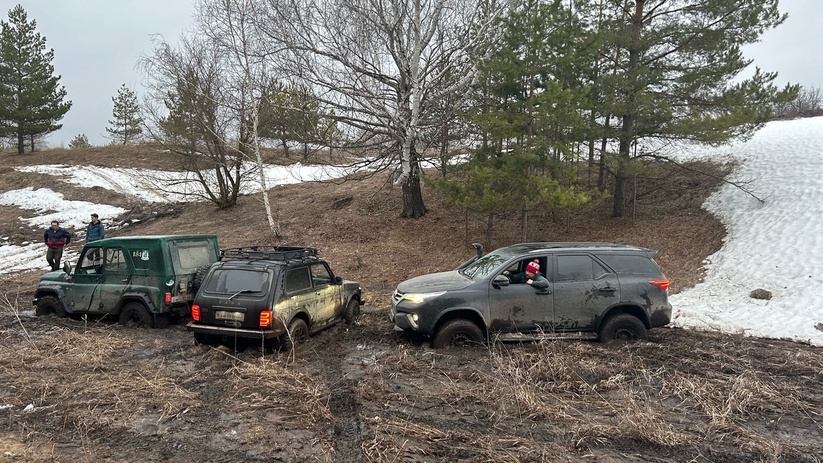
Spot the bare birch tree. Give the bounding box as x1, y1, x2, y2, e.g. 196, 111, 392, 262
196, 0, 282, 236
256, 0, 510, 218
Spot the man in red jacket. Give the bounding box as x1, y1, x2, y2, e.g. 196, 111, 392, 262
44, 220, 72, 271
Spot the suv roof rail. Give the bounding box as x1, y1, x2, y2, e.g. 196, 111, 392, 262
219, 246, 320, 262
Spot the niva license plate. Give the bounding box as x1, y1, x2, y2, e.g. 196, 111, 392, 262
215, 310, 244, 322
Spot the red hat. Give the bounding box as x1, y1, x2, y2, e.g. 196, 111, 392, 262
525, 259, 540, 274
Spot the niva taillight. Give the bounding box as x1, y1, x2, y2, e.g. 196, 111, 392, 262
259, 310, 273, 327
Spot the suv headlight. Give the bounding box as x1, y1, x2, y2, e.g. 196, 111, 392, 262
402, 291, 445, 305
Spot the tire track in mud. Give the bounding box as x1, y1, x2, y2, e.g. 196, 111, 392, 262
316, 328, 365, 462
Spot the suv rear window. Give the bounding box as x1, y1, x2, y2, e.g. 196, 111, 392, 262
205, 268, 270, 294
597, 254, 660, 275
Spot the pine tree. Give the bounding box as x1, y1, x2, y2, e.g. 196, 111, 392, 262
69, 133, 91, 149
587, 0, 799, 217
437, 0, 594, 240
105, 84, 143, 145
0, 5, 71, 154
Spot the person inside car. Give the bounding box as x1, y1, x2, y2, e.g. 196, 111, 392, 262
503, 259, 549, 289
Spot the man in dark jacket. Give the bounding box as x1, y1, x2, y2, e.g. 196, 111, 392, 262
86, 213, 104, 243
44, 220, 72, 271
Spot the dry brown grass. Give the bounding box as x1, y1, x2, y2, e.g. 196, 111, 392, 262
354, 334, 823, 462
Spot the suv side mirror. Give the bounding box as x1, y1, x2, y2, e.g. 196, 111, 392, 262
492, 274, 510, 288
333, 276, 343, 285
62, 261, 72, 275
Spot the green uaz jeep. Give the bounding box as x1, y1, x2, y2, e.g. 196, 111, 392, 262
33, 235, 219, 328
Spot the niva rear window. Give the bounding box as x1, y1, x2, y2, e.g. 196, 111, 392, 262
597, 254, 661, 275
205, 269, 270, 294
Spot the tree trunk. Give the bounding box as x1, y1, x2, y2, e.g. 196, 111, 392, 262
485, 213, 494, 247
520, 209, 528, 242
613, 112, 635, 217
597, 114, 611, 191
281, 138, 289, 158
613, 0, 644, 218
400, 171, 427, 218
16, 130, 24, 154
612, 170, 626, 217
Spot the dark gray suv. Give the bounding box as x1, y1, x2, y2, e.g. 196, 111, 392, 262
391, 242, 672, 348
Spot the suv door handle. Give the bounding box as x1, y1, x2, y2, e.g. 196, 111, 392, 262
599, 286, 616, 292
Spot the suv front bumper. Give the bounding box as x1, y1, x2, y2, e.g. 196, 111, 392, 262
186, 321, 282, 340
390, 305, 421, 332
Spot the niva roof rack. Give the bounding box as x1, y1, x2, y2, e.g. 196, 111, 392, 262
219, 246, 320, 262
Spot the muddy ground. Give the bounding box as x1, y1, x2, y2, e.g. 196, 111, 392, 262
0, 147, 821, 462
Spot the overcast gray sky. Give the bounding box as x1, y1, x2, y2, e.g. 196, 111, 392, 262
4, 0, 821, 147
4, 0, 195, 147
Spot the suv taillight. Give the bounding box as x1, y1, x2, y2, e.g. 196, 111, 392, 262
192, 304, 201, 321
259, 310, 273, 328
165, 292, 172, 304
650, 279, 670, 292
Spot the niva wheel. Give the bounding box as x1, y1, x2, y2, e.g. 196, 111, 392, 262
279, 318, 309, 351
344, 298, 361, 324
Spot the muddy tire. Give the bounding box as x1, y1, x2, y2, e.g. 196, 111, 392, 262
598, 314, 647, 343
343, 298, 360, 324
118, 302, 154, 328
279, 318, 309, 352
432, 319, 484, 349
35, 295, 65, 317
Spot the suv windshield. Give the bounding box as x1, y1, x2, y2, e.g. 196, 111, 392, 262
461, 252, 511, 280
204, 268, 270, 294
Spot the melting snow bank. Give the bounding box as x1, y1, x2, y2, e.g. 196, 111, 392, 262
669, 116, 823, 347
0, 187, 128, 229
16, 162, 357, 203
